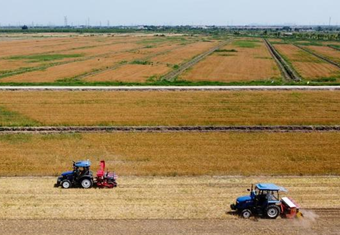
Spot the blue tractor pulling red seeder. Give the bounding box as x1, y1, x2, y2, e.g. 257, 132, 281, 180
54, 160, 117, 189
230, 183, 303, 219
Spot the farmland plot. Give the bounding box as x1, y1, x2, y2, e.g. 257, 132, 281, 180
0, 91, 339, 126
0, 34, 203, 83
0, 132, 339, 176
150, 41, 219, 66
305, 45, 340, 64
84, 43, 191, 82
0, 36, 138, 75
181, 39, 281, 82
274, 44, 340, 80
0, 176, 339, 220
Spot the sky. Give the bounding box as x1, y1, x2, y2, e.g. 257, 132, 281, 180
0, 0, 339, 26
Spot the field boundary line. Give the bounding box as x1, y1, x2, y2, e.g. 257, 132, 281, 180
1, 125, 340, 134
0, 86, 339, 91
328, 45, 340, 51
160, 39, 233, 82
295, 44, 340, 69
264, 39, 301, 82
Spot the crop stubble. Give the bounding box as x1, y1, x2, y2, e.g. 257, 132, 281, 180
0, 176, 339, 220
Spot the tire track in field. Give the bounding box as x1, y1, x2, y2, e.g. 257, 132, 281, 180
295, 44, 340, 69
160, 39, 233, 82
264, 39, 301, 82
1, 125, 339, 134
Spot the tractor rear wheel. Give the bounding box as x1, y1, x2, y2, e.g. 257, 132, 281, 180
61, 180, 71, 189
241, 209, 252, 219
81, 179, 93, 189
266, 205, 280, 219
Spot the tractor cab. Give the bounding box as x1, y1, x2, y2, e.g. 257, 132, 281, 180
73, 160, 92, 178
230, 183, 287, 219
252, 183, 285, 208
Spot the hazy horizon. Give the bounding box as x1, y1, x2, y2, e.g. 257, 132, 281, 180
1, 0, 340, 27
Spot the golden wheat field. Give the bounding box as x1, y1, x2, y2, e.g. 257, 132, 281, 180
181, 39, 281, 82
274, 44, 340, 79
0, 132, 339, 176
0, 90, 340, 126
0, 34, 221, 83
305, 45, 340, 64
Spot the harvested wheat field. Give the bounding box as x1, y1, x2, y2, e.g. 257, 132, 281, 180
181, 39, 281, 82
0, 132, 339, 176
305, 45, 340, 64
0, 176, 339, 219
84, 43, 191, 82
0, 176, 339, 235
86, 64, 171, 82
0, 91, 340, 126
150, 41, 219, 65
274, 44, 340, 80
0, 34, 202, 83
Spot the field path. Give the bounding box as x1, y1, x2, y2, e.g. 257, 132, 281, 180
1, 216, 339, 235
0, 85, 339, 91
160, 40, 232, 81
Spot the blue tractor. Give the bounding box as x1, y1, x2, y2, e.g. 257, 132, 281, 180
230, 183, 290, 219
54, 160, 94, 189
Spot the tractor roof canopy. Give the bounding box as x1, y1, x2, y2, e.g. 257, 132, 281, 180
74, 160, 91, 168
255, 183, 287, 192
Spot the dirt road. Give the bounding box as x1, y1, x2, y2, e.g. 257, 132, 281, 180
1, 215, 339, 235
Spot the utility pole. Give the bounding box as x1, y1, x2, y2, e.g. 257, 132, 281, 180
329, 17, 332, 26
64, 16, 68, 27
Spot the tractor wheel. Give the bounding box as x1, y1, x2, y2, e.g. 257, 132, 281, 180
266, 205, 280, 219
241, 209, 252, 219
81, 179, 93, 189
61, 180, 71, 189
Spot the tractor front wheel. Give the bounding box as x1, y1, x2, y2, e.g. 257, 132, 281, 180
81, 179, 93, 189
241, 209, 252, 219
266, 205, 280, 219
61, 180, 71, 189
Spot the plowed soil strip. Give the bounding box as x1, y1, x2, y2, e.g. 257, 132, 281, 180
1, 125, 340, 134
